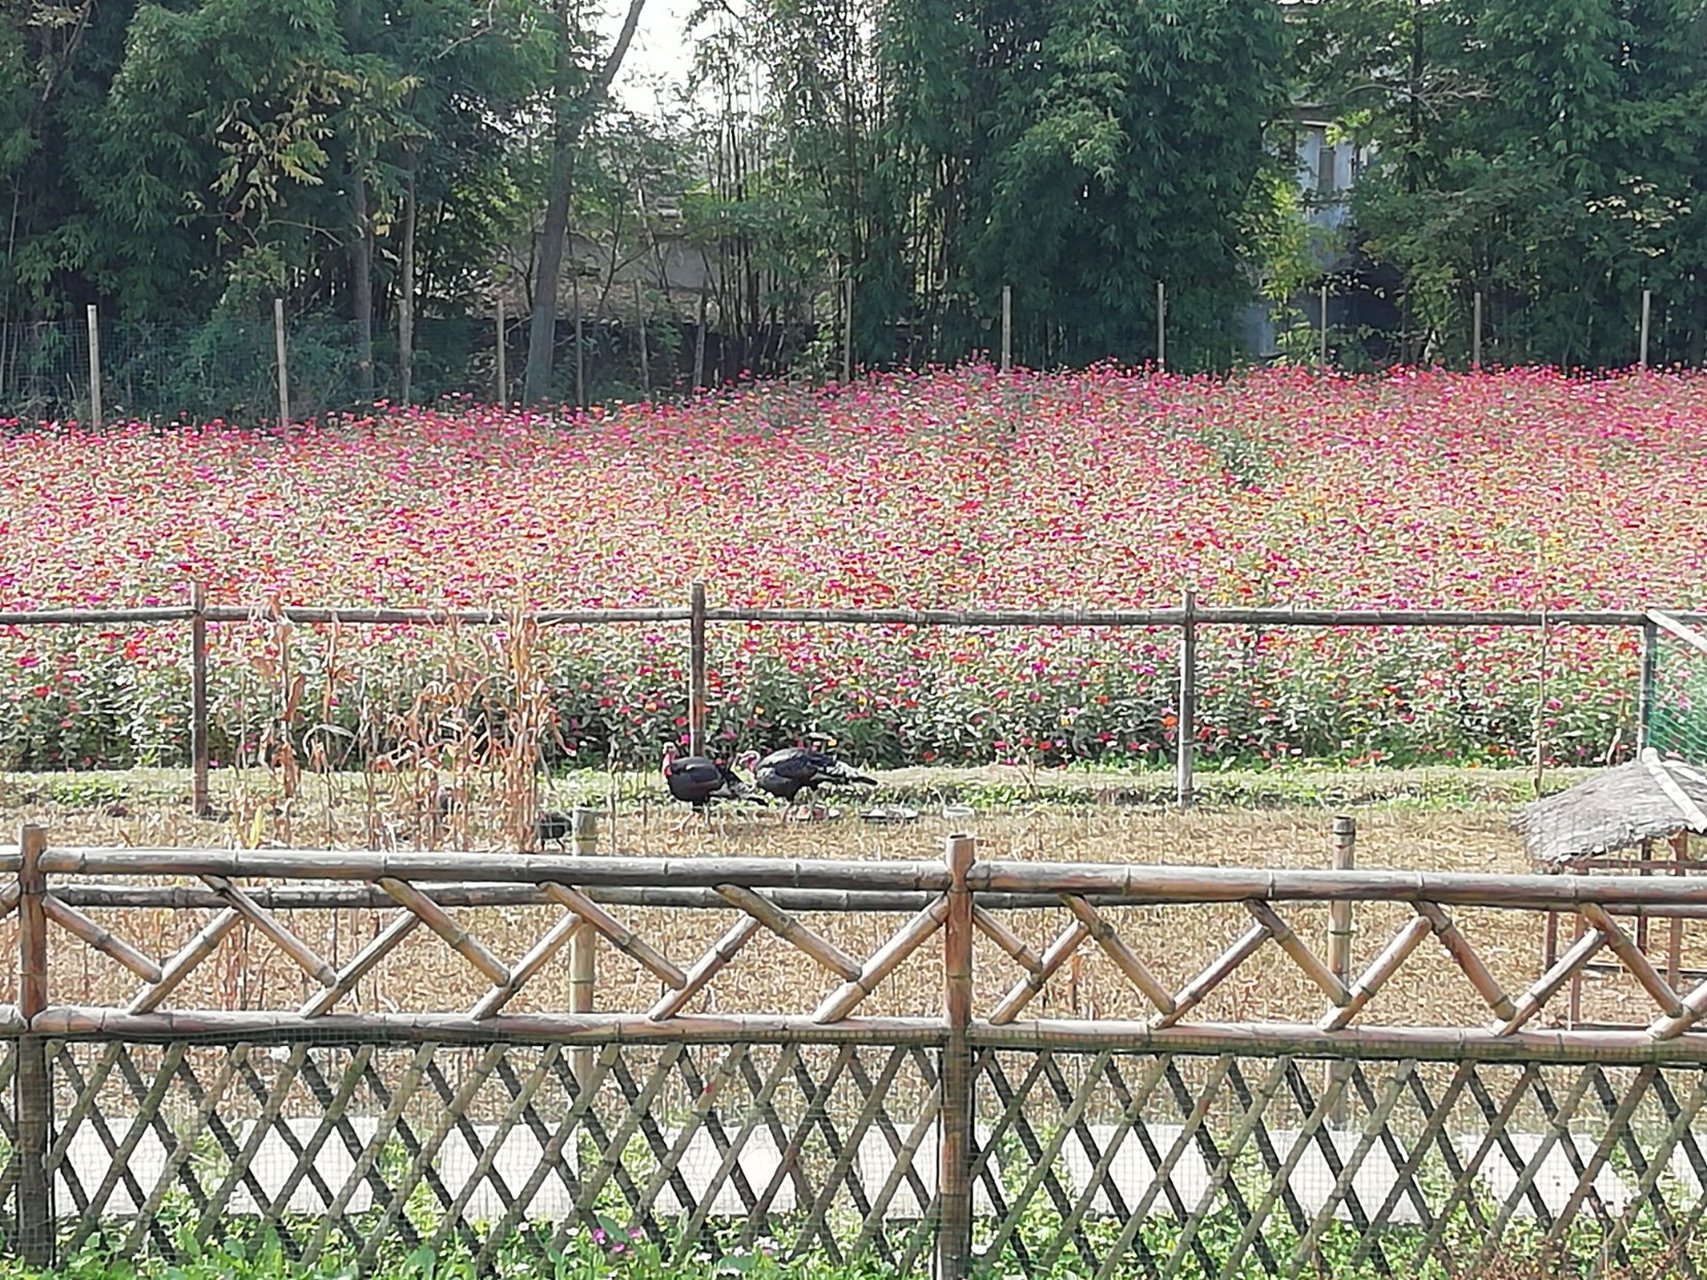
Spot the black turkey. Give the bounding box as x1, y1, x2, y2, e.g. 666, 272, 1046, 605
537, 809, 574, 849
753, 746, 876, 815
662, 744, 762, 825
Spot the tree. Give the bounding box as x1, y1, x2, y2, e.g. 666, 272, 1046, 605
520, 0, 647, 405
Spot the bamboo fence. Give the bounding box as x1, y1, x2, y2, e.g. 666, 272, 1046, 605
1, 587, 1702, 811
1, 825, 1706, 1273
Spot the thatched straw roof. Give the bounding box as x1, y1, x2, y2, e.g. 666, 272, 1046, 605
1514, 750, 1707, 866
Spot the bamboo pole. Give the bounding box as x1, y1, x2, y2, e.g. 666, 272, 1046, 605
689, 582, 708, 756
937, 834, 975, 1280
22, 1001, 1707, 1061
1327, 815, 1355, 1124
43, 875, 1707, 920
85, 303, 102, 428
814, 896, 948, 1023
42, 894, 161, 982
190, 583, 210, 816
40, 848, 1707, 912
274, 297, 290, 427
647, 914, 760, 1021
1176, 588, 1197, 808
1415, 902, 1515, 1021
0, 599, 1688, 632
377, 877, 510, 985
570, 807, 598, 1087
16, 824, 52, 1267
715, 883, 861, 979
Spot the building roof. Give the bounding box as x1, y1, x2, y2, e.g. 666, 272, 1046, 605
1513, 751, 1707, 865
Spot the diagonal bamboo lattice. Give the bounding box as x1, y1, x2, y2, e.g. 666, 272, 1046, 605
3, 823, 1707, 1276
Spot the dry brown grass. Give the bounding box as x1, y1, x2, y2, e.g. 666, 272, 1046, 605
2, 767, 1691, 1037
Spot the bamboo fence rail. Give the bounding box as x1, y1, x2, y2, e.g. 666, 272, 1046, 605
4, 825, 1707, 1271
2, 587, 1701, 808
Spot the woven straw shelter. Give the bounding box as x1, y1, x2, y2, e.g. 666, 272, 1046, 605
1514, 750, 1707, 1026
1514, 752, 1707, 867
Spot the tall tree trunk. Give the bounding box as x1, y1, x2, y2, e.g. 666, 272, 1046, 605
399, 161, 418, 405
351, 168, 375, 401
522, 0, 648, 405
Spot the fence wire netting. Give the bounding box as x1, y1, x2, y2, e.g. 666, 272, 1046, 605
12, 1039, 1707, 1277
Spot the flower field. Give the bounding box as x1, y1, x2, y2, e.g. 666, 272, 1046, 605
2, 364, 1705, 773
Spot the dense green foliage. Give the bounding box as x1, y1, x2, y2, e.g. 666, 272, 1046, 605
5, 0, 1707, 409
1297, 0, 1707, 366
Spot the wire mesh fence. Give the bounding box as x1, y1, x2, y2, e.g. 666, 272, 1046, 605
0, 307, 708, 427
0, 839, 1706, 1273
11, 1039, 1707, 1277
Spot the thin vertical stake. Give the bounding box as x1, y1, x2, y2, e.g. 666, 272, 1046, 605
1638, 615, 1658, 752
937, 833, 975, 1280
1156, 281, 1166, 370
693, 284, 708, 390
569, 808, 599, 1087
16, 823, 51, 1267
1640, 289, 1652, 369
191, 583, 210, 817
1176, 589, 1197, 808
1318, 282, 1329, 364
1472, 291, 1483, 369
85, 304, 102, 428
1000, 285, 1012, 373
274, 297, 290, 427
843, 277, 854, 383
573, 272, 586, 410
689, 583, 708, 758
634, 278, 649, 393
495, 292, 507, 405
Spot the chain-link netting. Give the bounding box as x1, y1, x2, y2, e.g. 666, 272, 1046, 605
1647, 616, 1707, 767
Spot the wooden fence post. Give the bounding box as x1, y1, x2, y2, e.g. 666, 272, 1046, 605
274, 297, 290, 428
1176, 589, 1197, 808
1000, 285, 1012, 373
937, 833, 975, 1280
570, 808, 598, 1087
190, 583, 210, 817
1472, 291, 1483, 370
1638, 613, 1658, 752
1327, 815, 1355, 1126
689, 583, 708, 758
85, 304, 102, 429
16, 823, 52, 1267
495, 292, 507, 406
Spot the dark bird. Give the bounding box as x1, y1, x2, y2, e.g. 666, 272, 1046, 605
537, 808, 574, 850
753, 746, 877, 815
663, 744, 763, 826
